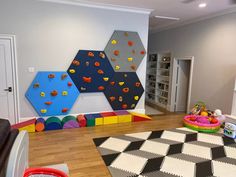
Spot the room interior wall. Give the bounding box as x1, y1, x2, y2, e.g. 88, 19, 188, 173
0, 0, 149, 120
149, 11, 236, 114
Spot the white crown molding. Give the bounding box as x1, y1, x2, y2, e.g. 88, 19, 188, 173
150, 6, 236, 34
38, 0, 153, 15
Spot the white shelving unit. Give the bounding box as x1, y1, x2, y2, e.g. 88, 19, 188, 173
146, 52, 172, 109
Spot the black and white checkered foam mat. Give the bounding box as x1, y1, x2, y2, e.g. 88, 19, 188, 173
93, 127, 236, 177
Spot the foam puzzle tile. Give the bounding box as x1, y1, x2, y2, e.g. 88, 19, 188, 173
104, 30, 146, 72
104, 72, 144, 110
67, 50, 115, 93
25, 72, 80, 116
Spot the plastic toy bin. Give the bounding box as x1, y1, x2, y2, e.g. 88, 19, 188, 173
23, 168, 68, 177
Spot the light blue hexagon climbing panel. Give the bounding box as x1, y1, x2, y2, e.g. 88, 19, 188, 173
25, 71, 80, 116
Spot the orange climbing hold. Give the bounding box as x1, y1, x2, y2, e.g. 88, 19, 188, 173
48, 74, 55, 78
68, 82, 73, 86
135, 82, 141, 87
72, 60, 80, 66
88, 52, 94, 57
50, 90, 58, 96
110, 81, 115, 86
61, 73, 68, 80
114, 50, 120, 56
122, 87, 129, 93
62, 108, 68, 113
83, 77, 92, 83
45, 101, 52, 105
128, 41, 134, 46
94, 62, 100, 67
140, 50, 146, 55
109, 96, 116, 102
122, 104, 128, 109
97, 69, 104, 75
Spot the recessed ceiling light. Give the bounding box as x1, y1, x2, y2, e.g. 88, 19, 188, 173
199, 3, 207, 8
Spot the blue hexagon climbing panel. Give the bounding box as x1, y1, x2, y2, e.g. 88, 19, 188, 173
25, 72, 80, 116
67, 50, 115, 93
104, 30, 146, 72
104, 72, 144, 110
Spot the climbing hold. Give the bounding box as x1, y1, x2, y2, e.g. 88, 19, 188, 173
97, 69, 104, 75
62, 91, 68, 96
41, 109, 47, 114
130, 65, 136, 70
61, 73, 68, 80
124, 32, 129, 37
48, 74, 55, 79
81, 87, 86, 91
98, 86, 105, 91
33, 83, 40, 88
40, 92, 45, 97
122, 104, 128, 109
122, 87, 129, 93
72, 60, 80, 66
86, 61, 90, 66
115, 65, 120, 70
109, 96, 116, 102
135, 82, 141, 87
132, 50, 136, 54
50, 90, 58, 97
128, 41, 134, 46
69, 69, 75, 74
140, 50, 146, 55
83, 77, 92, 83
119, 96, 123, 102
119, 82, 124, 86
94, 61, 100, 67
124, 74, 128, 78
68, 82, 73, 87
88, 52, 94, 57
62, 108, 68, 113
114, 50, 120, 56
103, 77, 109, 82
131, 104, 136, 108
134, 96, 139, 101
110, 81, 115, 86
111, 40, 117, 45
99, 52, 105, 59
128, 57, 133, 62
111, 58, 116, 62
45, 101, 52, 105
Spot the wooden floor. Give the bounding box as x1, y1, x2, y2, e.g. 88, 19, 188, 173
29, 114, 184, 177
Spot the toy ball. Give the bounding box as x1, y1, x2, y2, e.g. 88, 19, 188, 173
214, 109, 222, 116
200, 111, 208, 116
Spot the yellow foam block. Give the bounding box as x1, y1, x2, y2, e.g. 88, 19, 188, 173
129, 112, 152, 120
19, 124, 35, 133
95, 117, 104, 126
103, 116, 118, 125
118, 115, 132, 123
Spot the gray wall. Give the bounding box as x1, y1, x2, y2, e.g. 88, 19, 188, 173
0, 0, 149, 119
149, 12, 236, 114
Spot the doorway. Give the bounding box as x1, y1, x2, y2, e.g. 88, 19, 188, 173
0, 35, 18, 124
170, 57, 194, 113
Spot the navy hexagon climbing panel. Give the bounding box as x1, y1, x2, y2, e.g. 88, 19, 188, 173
104, 72, 144, 110
67, 50, 115, 93
104, 30, 146, 72
25, 72, 80, 116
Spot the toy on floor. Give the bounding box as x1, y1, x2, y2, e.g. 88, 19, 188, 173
24, 167, 68, 177
11, 119, 36, 133
35, 118, 45, 132
224, 122, 236, 139
183, 115, 221, 133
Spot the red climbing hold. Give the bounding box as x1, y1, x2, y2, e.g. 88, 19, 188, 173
109, 96, 116, 102
110, 81, 115, 86
135, 82, 141, 87
72, 60, 80, 66
50, 90, 58, 96
68, 82, 73, 86
122, 104, 128, 109
98, 86, 105, 91
62, 108, 68, 113
88, 52, 94, 57
128, 41, 134, 46
48, 74, 55, 78
114, 50, 120, 56
83, 77, 92, 83
94, 62, 100, 67
140, 50, 146, 55
45, 101, 52, 105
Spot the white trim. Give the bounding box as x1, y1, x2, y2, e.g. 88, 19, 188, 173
150, 6, 236, 33
0, 34, 20, 123
39, 0, 153, 14
170, 56, 194, 113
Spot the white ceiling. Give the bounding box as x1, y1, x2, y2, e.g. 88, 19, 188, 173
70, 0, 236, 32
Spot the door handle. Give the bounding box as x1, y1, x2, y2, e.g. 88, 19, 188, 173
4, 87, 12, 92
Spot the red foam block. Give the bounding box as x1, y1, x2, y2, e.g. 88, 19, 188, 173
11, 118, 36, 129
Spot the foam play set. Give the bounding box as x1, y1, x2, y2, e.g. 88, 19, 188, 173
12, 111, 151, 133
183, 101, 226, 133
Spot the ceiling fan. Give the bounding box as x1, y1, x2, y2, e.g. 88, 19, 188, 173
182, 0, 236, 5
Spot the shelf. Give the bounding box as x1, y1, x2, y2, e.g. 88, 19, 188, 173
156, 95, 168, 100
146, 91, 155, 96
158, 61, 170, 64
146, 80, 156, 83
157, 81, 169, 85
147, 73, 156, 76
157, 88, 168, 92
157, 68, 170, 71
146, 85, 156, 90
157, 75, 169, 78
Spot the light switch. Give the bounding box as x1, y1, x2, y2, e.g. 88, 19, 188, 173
28, 67, 35, 73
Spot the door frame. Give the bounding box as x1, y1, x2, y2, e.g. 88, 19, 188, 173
170, 56, 194, 113
0, 34, 19, 123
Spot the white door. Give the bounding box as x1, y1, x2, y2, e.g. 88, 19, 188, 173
0, 38, 16, 124
175, 60, 191, 112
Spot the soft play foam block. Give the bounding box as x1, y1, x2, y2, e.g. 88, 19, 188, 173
45, 117, 62, 131
62, 116, 79, 129
129, 112, 152, 122
35, 118, 45, 132
85, 114, 102, 127
11, 118, 36, 133
95, 117, 104, 126
77, 115, 86, 127
115, 110, 132, 123
100, 112, 118, 125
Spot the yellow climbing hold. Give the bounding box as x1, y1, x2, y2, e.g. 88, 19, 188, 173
62, 91, 68, 96
103, 77, 109, 81
41, 109, 47, 114
128, 57, 133, 62
119, 82, 124, 86
111, 40, 117, 45
115, 65, 120, 70
134, 96, 139, 101
69, 69, 75, 74
40, 92, 45, 97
